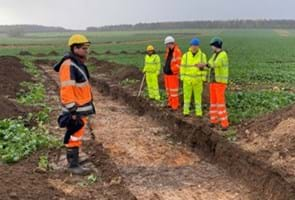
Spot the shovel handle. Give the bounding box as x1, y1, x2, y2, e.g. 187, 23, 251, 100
137, 74, 146, 97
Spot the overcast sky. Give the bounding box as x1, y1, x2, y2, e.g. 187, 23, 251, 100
0, 0, 293, 29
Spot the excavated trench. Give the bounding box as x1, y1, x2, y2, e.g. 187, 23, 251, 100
36, 58, 295, 200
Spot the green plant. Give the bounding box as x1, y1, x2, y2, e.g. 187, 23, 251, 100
0, 118, 61, 163
227, 91, 295, 123
38, 155, 49, 171
77, 174, 98, 187
87, 174, 97, 184
35, 107, 52, 124
87, 65, 96, 72
0, 29, 295, 125
120, 78, 139, 86
22, 59, 41, 77
223, 128, 237, 142
17, 82, 46, 106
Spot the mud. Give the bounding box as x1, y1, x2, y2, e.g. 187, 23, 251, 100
0, 57, 137, 200
33, 57, 295, 199
113, 67, 142, 82
0, 56, 33, 119
237, 104, 295, 135
238, 117, 295, 185
38, 61, 137, 200
34, 59, 56, 67
0, 144, 136, 200
41, 61, 265, 199
89, 59, 295, 199
88, 50, 163, 57
0, 57, 66, 200
0, 150, 69, 200
88, 58, 138, 79
90, 87, 263, 200
0, 56, 32, 97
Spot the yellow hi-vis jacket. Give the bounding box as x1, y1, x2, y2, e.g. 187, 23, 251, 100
143, 54, 161, 75
180, 49, 207, 82
208, 51, 229, 84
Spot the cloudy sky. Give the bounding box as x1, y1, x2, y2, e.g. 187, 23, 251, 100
0, 0, 293, 29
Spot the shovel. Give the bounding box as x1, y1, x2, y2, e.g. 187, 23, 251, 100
137, 74, 146, 97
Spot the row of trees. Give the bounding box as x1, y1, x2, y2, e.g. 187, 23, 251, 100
1, 20, 295, 37
87, 20, 295, 31
0, 25, 68, 37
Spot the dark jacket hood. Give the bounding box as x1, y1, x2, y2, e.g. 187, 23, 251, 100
53, 53, 85, 72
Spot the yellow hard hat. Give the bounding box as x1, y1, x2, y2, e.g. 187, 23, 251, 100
68, 34, 90, 47
146, 45, 155, 51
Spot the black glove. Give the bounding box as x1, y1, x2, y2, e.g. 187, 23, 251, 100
68, 104, 77, 115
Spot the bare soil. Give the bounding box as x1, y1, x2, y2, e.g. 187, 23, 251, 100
41, 61, 264, 200
6, 56, 292, 199
0, 56, 33, 119
88, 58, 295, 199
0, 57, 136, 200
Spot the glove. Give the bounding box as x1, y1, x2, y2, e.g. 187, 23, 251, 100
67, 104, 77, 114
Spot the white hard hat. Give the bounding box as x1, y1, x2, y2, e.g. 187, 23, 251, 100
164, 36, 175, 44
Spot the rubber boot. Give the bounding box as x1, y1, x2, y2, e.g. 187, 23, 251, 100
66, 147, 91, 175
209, 123, 215, 128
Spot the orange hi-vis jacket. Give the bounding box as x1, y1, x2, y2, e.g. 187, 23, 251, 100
54, 53, 95, 116
164, 45, 182, 75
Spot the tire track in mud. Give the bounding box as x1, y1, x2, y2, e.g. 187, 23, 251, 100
41, 64, 261, 200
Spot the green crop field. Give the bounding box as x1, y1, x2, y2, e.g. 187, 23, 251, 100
1, 29, 295, 123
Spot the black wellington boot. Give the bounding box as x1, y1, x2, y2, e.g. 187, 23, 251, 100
66, 147, 91, 175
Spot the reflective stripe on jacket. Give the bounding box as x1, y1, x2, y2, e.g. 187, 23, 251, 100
54, 53, 95, 116
164, 45, 182, 75
180, 49, 207, 82
208, 51, 229, 84
143, 54, 161, 74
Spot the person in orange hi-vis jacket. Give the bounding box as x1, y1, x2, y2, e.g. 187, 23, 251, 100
164, 36, 182, 110
54, 34, 96, 175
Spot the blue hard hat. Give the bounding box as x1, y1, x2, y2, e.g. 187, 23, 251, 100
190, 38, 200, 46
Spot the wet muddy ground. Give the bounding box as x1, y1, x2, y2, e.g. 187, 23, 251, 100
2, 55, 294, 199
41, 61, 263, 200
0, 57, 135, 200
88, 58, 295, 199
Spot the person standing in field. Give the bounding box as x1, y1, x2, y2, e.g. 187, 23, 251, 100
205, 37, 229, 131
164, 36, 182, 110
54, 34, 96, 175
143, 45, 161, 101
180, 38, 207, 117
